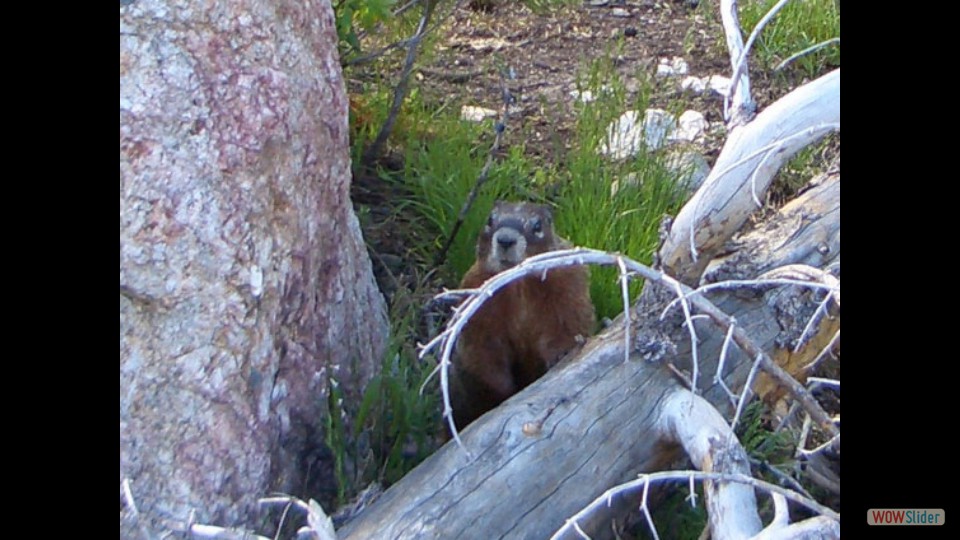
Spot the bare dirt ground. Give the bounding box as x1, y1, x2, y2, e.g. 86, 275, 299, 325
352, 0, 836, 298
417, 0, 733, 162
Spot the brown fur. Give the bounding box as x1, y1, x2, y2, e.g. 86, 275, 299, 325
449, 201, 595, 431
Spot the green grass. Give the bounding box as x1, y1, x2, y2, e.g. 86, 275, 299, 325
337, 0, 839, 508
335, 48, 692, 497
738, 0, 840, 76
325, 282, 443, 503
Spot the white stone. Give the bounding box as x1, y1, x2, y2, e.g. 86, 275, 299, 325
707, 75, 732, 95
570, 89, 596, 103
669, 110, 709, 143
642, 109, 676, 150
570, 85, 611, 103
681, 76, 707, 93
665, 148, 711, 192
657, 56, 689, 77
461, 105, 498, 122
600, 109, 676, 160
611, 8, 630, 17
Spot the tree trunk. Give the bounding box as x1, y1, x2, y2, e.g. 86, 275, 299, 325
119, 0, 388, 534
337, 170, 839, 540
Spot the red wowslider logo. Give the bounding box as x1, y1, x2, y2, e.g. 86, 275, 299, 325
867, 509, 944, 526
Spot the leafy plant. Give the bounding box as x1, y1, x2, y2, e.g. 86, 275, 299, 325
335, 0, 397, 57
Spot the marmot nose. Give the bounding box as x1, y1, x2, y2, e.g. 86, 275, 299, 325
497, 236, 517, 249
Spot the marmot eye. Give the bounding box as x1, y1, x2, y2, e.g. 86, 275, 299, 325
486, 215, 495, 228
531, 218, 542, 234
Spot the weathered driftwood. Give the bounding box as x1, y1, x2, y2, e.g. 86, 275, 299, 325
338, 169, 840, 539
660, 69, 839, 285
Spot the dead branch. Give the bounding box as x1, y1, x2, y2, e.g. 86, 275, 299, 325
660, 69, 839, 284
362, 0, 439, 163
433, 68, 516, 268
718, 0, 756, 124
421, 247, 838, 447
726, 0, 790, 123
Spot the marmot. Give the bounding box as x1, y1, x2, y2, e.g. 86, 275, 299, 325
449, 201, 595, 431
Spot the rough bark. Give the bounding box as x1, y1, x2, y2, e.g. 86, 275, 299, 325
120, 0, 388, 534
337, 170, 839, 539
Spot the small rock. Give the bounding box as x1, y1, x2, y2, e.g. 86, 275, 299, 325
600, 109, 676, 160
681, 76, 707, 94
570, 85, 612, 104
669, 110, 708, 143
624, 26, 638, 38
611, 7, 630, 17
664, 148, 711, 192
588, 0, 609, 5
642, 109, 676, 150
460, 105, 498, 122
656, 56, 689, 77
707, 75, 732, 95
570, 90, 596, 103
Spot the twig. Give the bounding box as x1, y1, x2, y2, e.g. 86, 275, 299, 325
770, 493, 789, 528
727, 0, 791, 121
801, 329, 839, 372
617, 256, 632, 364
362, 0, 439, 163
189, 524, 271, 540
121, 477, 139, 516
640, 480, 661, 540
433, 67, 515, 268
750, 457, 814, 500
274, 498, 295, 540
718, 0, 755, 124
775, 38, 841, 72
793, 293, 834, 353
423, 248, 839, 449
665, 278, 700, 393
344, 0, 467, 67
799, 433, 840, 459
807, 377, 839, 389
714, 319, 739, 407
797, 414, 812, 455
731, 353, 761, 432
550, 470, 840, 540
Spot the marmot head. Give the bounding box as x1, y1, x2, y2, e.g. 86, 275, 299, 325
477, 201, 557, 273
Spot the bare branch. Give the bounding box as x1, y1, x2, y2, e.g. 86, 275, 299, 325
802, 329, 840, 372
661, 70, 839, 283
434, 68, 516, 268
727, 0, 791, 123
617, 256, 632, 364
423, 248, 839, 448
718, 0, 756, 124
550, 470, 840, 539
715, 319, 740, 407
775, 38, 841, 72
807, 377, 839, 389
731, 353, 761, 432
362, 0, 440, 162
793, 294, 834, 353
665, 278, 701, 392
121, 477, 139, 517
